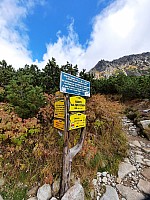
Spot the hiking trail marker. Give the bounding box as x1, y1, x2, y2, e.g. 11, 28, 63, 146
54, 100, 65, 119
60, 71, 90, 97
53, 71, 90, 198
69, 96, 86, 112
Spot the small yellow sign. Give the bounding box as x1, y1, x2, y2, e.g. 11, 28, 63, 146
69, 96, 86, 112
55, 91, 64, 99
69, 113, 86, 130
54, 100, 65, 119
54, 119, 64, 130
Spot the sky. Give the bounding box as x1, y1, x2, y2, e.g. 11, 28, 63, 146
0, 0, 150, 72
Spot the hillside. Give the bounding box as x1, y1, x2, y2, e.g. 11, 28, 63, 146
90, 52, 150, 78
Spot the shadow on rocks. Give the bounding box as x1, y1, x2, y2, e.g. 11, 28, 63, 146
142, 194, 150, 200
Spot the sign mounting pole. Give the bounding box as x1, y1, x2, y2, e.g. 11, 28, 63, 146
60, 93, 70, 198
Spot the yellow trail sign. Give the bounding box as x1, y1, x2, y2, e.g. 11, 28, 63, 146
55, 91, 64, 99
54, 119, 64, 130
69, 113, 86, 130
54, 100, 65, 119
69, 96, 86, 112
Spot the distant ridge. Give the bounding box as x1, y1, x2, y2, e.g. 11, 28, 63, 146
90, 52, 150, 78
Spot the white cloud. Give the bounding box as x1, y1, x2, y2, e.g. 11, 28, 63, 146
0, 0, 45, 69
41, 0, 150, 71
40, 22, 85, 70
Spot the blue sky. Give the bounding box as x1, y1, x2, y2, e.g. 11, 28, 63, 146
25, 0, 105, 60
0, 0, 150, 71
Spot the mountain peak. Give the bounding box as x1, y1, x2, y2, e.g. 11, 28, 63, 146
90, 52, 150, 78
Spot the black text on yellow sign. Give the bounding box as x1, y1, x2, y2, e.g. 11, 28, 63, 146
54, 119, 64, 130
54, 100, 65, 119
69, 96, 86, 112
69, 113, 86, 130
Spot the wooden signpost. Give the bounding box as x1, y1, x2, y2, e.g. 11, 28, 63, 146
53, 72, 90, 198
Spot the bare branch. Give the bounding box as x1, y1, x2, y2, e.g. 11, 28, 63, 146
69, 128, 86, 161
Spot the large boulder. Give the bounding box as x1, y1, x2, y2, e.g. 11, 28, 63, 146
140, 120, 150, 140
0, 194, 4, 200
37, 184, 52, 200
118, 162, 136, 180
100, 185, 119, 200
116, 184, 144, 200
61, 183, 84, 200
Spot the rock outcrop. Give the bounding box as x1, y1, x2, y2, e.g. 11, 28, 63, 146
90, 52, 150, 78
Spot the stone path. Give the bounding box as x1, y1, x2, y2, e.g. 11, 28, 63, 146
93, 116, 150, 200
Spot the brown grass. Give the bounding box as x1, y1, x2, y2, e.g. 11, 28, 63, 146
0, 94, 127, 199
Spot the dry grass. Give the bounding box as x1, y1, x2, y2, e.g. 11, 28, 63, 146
0, 94, 127, 199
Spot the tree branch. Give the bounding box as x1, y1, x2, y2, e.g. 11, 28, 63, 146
69, 127, 86, 161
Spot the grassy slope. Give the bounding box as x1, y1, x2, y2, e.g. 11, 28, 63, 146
0, 94, 127, 199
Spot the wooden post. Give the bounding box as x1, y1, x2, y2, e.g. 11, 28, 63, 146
59, 94, 86, 199
60, 94, 70, 198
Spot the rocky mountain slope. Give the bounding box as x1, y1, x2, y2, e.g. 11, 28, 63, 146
90, 52, 150, 78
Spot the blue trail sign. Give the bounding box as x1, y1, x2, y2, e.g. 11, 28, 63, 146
60, 71, 90, 97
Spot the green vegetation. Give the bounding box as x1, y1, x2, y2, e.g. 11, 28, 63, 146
0, 58, 130, 199
91, 73, 150, 100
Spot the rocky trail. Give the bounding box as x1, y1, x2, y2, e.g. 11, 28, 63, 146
93, 116, 150, 200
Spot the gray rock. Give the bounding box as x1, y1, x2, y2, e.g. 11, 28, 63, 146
141, 168, 150, 181
130, 140, 141, 148
143, 159, 150, 167
37, 184, 52, 200
52, 179, 60, 196
27, 197, 37, 200
102, 177, 107, 183
137, 179, 150, 194
124, 158, 130, 163
130, 130, 138, 136
139, 141, 146, 147
27, 186, 39, 197
140, 120, 150, 129
102, 172, 107, 177
116, 184, 144, 200
92, 179, 97, 186
142, 147, 150, 153
143, 109, 150, 113
134, 150, 143, 154
118, 162, 136, 179
100, 185, 119, 200
0, 195, 4, 200
106, 174, 110, 178
98, 177, 102, 183
116, 177, 121, 184
61, 183, 84, 200
97, 172, 102, 177
135, 155, 144, 164
0, 178, 5, 187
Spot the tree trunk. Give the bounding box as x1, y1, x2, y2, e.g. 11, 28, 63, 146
59, 127, 86, 199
